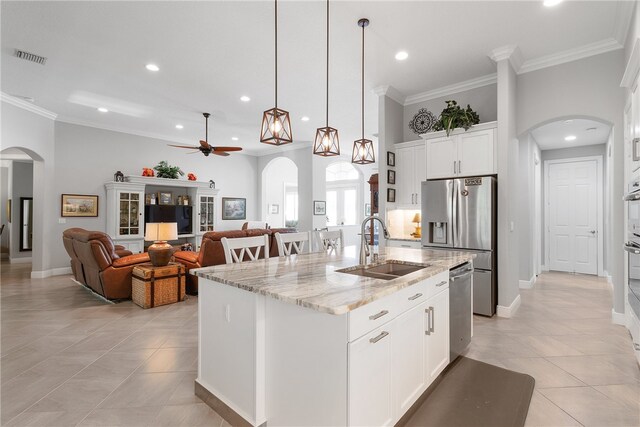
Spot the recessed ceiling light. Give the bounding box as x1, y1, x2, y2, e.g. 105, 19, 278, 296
145, 63, 160, 72
240, 96, 250, 102
564, 119, 573, 124
301, 116, 310, 122
231, 137, 239, 141
586, 127, 597, 131
97, 107, 108, 113
395, 51, 409, 61
175, 124, 184, 129
543, 0, 563, 7
564, 135, 577, 141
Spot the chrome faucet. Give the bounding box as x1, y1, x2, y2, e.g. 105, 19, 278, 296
360, 215, 391, 265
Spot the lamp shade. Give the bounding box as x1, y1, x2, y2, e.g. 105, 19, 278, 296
145, 223, 178, 242
412, 213, 421, 223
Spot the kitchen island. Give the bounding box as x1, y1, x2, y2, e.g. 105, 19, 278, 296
193, 246, 474, 427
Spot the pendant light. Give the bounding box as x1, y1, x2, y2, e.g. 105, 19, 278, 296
260, 0, 293, 146
313, 0, 340, 157
352, 18, 375, 165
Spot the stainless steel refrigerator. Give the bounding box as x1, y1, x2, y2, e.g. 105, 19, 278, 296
421, 176, 497, 316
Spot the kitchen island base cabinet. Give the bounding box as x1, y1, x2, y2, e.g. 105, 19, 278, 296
198, 273, 450, 427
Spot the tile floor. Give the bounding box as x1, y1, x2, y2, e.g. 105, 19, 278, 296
1, 263, 638, 426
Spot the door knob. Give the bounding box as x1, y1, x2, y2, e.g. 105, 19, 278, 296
589, 230, 596, 234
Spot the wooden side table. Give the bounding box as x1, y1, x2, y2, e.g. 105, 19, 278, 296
132, 262, 186, 308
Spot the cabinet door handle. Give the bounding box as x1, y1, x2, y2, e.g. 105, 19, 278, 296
453, 161, 456, 174
408, 293, 423, 301
634, 342, 640, 350
425, 307, 431, 335
369, 331, 389, 344
436, 280, 447, 287
369, 310, 389, 321
430, 306, 435, 333
458, 160, 461, 174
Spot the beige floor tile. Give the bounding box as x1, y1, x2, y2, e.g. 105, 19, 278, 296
111, 330, 169, 352
593, 383, 640, 412
137, 347, 198, 373
500, 357, 586, 389
27, 376, 125, 412
98, 372, 190, 409
74, 348, 157, 380
514, 335, 584, 357
151, 402, 224, 427
77, 407, 161, 426
546, 355, 640, 386
540, 386, 640, 427
5, 409, 91, 427
524, 391, 582, 427
0, 372, 70, 424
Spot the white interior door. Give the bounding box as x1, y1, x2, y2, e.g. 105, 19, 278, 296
548, 160, 598, 275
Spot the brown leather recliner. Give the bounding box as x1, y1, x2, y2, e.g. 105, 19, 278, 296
66, 229, 149, 300
173, 228, 296, 295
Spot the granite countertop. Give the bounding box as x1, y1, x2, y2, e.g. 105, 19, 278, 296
193, 246, 474, 315
388, 237, 422, 242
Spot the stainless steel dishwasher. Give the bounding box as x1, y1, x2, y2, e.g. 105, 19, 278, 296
449, 262, 473, 361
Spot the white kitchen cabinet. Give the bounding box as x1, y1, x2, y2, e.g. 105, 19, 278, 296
386, 239, 421, 249
395, 141, 427, 207
393, 303, 426, 416
424, 288, 450, 384
348, 324, 394, 427
425, 122, 497, 179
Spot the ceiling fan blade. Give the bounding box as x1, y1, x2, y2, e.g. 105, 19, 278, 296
212, 151, 230, 156
186, 150, 202, 154
168, 144, 199, 149
212, 146, 243, 152
199, 140, 211, 149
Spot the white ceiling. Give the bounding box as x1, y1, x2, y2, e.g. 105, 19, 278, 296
0, 1, 630, 155
531, 118, 612, 150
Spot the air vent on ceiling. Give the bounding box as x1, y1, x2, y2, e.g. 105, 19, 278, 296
15, 49, 47, 65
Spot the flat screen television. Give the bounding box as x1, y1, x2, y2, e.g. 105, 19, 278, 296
144, 205, 192, 236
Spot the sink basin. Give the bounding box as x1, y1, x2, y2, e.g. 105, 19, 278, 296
337, 261, 428, 280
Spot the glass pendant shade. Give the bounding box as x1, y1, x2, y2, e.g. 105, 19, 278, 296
351, 138, 375, 164
313, 126, 340, 156
260, 107, 293, 145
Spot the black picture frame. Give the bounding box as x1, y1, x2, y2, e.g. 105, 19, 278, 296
387, 151, 395, 167
222, 197, 247, 220
387, 169, 396, 185
387, 188, 396, 203
313, 200, 326, 216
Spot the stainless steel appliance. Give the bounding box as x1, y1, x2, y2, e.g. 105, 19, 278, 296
449, 262, 473, 360
624, 179, 640, 321
421, 176, 497, 316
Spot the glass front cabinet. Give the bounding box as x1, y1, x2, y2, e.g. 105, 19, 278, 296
105, 181, 145, 253
199, 195, 215, 233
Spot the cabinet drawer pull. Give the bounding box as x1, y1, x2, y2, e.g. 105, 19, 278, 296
401, 244, 411, 248
634, 343, 640, 350
436, 280, 448, 287
425, 307, 431, 335
408, 293, 423, 301
369, 310, 389, 321
369, 331, 389, 344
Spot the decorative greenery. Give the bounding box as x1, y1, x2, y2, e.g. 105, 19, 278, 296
432, 100, 480, 136
153, 160, 184, 179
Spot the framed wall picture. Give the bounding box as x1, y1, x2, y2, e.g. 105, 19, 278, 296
158, 192, 173, 205
387, 188, 396, 203
61, 194, 99, 217
313, 200, 326, 216
387, 151, 395, 167
270, 204, 279, 214
222, 197, 247, 220
387, 169, 396, 185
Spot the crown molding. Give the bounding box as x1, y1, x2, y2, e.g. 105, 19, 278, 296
621, 38, 640, 88
613, 0, 635, 45
488, 45, 523, 71
372, 85, 406, 105
1, 92, 57, 120
404, 73, 497, 106
519, 38, 623, 75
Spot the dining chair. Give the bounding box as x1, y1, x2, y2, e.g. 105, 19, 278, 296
221, 235, 270, 264
275, 231, 314, 256
317, 229, 344, 252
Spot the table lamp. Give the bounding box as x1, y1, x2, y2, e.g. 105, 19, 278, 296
411, 213, 422, 238
145, 222, 177, 266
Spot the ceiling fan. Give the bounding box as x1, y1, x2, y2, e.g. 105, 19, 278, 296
169, 113, 242, 157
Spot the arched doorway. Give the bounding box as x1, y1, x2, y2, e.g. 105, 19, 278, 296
261, 157, 298, 228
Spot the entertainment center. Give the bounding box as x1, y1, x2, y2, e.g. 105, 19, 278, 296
105, 176, 219, 253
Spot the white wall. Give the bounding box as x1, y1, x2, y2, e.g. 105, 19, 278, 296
10, 161, 33, 259
378, 95, 405, 223
403, 84, 498, 142
516, 49, 626, 315
1, 163, 9, 257
51, 121, 259, 270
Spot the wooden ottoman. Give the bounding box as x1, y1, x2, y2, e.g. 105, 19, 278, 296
132, 262, 186, 308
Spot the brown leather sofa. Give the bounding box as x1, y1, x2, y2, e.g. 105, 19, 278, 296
63, 228, 150, 300
173, 228, 295, 294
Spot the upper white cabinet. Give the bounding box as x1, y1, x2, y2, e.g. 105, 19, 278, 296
425, 122, 497, 179
395, 141, 427, 207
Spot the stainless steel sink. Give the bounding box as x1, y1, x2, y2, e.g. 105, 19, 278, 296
337, 261, 428, 280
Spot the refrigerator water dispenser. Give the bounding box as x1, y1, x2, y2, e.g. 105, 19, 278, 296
428, 222, 448, 244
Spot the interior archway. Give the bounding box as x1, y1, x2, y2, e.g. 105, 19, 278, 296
261, 157, 298, 228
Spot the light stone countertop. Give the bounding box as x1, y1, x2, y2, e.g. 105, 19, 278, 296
193, 246, 474, 315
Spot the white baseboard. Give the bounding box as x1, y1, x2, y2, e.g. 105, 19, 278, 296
519, 275, 536, 289
611, 308, 625, 326
497, 294, 521, 318
541, 264, 549, 272
9, 256, 32, 264
31, 266, 72, 279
